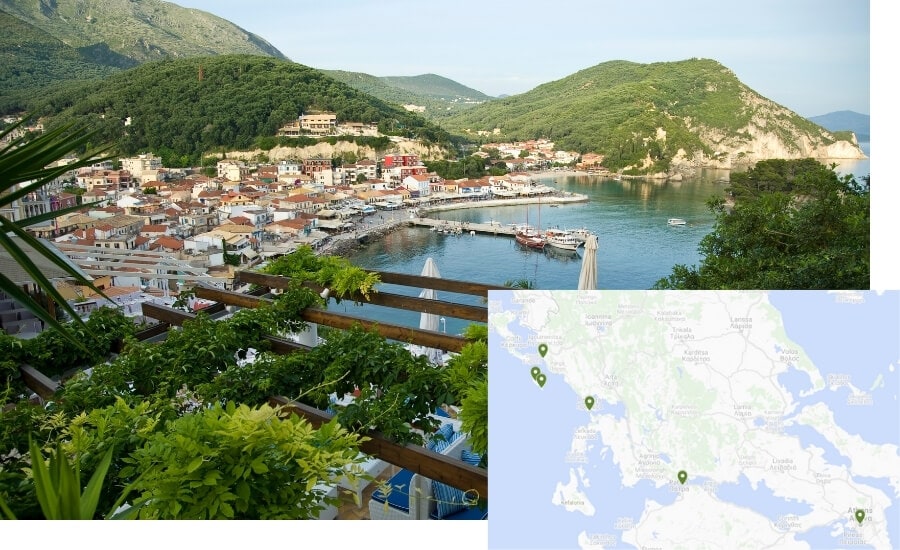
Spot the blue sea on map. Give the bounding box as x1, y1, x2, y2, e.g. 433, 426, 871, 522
490, 297, 589, 549
797, 525, 856, 548
715, 476, 813, 520
768, 291, 899, 445
782, 424, 851, 467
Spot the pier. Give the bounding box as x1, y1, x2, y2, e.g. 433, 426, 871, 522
410, 218, 517, 238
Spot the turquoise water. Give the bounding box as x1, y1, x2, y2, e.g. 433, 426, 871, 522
336, 156, 871, 333
336, 170, 728, 334
349, 170, 729, 287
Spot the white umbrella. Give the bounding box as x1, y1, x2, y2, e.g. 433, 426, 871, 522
577, 235, 599, 290
418, 257, 444, 365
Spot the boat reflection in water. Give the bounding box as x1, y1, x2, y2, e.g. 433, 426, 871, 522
543, 244, 582, 262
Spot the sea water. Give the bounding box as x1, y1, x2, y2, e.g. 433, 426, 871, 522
338, 160, 871, 335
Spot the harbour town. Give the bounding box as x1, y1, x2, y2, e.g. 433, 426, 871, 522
0, 0, 872, 534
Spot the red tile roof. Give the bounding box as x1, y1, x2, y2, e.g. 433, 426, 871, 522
150, 236, 184, 251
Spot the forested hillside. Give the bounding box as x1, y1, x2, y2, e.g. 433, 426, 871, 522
443, 59, 854, 173
32, 55, 456, 165
0, 12, 129, 112
654, 159, 869, 289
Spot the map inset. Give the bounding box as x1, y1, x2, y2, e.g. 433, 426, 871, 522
488, 290, 898, 549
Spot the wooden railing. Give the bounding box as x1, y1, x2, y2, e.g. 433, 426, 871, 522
146, 268, 493, 498
135, 302, 489, 497
270, 397, 487, 499
18, 267, 494, 501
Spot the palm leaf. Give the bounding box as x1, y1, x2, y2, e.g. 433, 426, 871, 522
0, 229, 93, 351
0, 493, 17, 520
80, 446, 114, 519
26, 438, 115, 519
28, 439, 59, 519
1, 114, 114, 347
13, 199, 102, 229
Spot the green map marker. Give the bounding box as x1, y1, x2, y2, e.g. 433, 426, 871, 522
530, 366, 541, 380
855, 509, 866, 524
538, 343, 548, 357
584, 396, 595, 410
536, 373, 547, 388
677, 470, 688, 485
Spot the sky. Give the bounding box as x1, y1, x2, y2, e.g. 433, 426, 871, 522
169, 0, 872, 118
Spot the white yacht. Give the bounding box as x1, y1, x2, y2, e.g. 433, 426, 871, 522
544, 228, 582, 251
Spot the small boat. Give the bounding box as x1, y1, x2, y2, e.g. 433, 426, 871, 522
667, 218, 687, 226
544, 228, 582, 251
548, 204, 560, 208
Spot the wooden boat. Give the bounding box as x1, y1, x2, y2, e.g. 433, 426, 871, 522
516, 202, 546, 249
516, 226, 546, 249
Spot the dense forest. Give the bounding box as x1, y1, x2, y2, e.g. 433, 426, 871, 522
30, 55, 459, 165
654, 159, 869, 289
0, 12, 128, 112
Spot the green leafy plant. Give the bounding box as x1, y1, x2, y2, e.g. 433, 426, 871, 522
261, 245, 380, 302
122, 402, 364, 519
444, 324, 488, 461
61, 398, 172, 515
458, 377, 488, 462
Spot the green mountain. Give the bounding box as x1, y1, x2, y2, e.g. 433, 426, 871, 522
809, 110, 869, 142
321, 70, 492, 119
0, 0, 286, 110
0, 11, 130, 111
0, 0, 286, 61
443, 59, 865, 173
35, 55, 455, 163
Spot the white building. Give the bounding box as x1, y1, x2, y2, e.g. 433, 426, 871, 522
217, 160, 249, 182
120, 154, 163, 185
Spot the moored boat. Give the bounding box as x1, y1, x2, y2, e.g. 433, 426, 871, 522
667, 218, 687, 226
544, 228, 582, 251
515, 228, 546, 249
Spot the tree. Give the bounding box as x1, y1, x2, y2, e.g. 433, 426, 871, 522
654, 159, 869, 289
